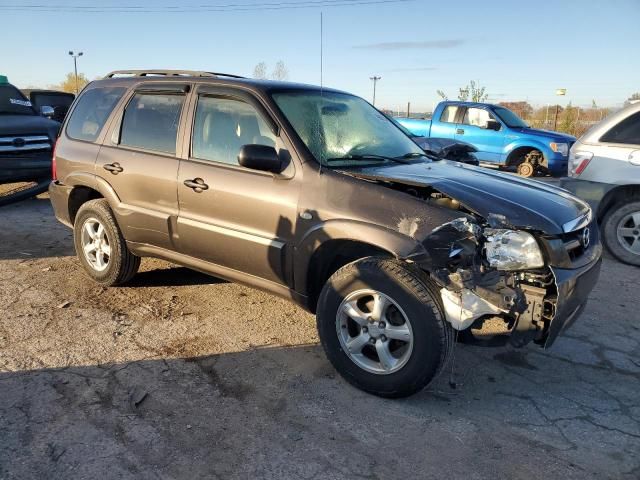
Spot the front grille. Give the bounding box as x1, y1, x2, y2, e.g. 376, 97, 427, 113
561, 226, 592, 261
0, 135, 51, 156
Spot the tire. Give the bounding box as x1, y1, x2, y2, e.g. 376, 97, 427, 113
602, 200, 640, 266
73, 199, 140, 285
316, 257, 453, 398
0, 178, 50, 207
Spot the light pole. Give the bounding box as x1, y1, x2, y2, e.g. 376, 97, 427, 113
68, 51, 83, 94
553, 88, 566, 131
370, 76, 381, 106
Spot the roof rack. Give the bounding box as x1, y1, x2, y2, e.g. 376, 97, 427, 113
103, 70, 245, 79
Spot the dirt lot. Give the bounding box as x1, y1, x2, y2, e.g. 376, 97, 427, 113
1, 196, 639, 479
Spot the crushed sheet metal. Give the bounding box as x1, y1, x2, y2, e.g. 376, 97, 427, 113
440, 288, 503, 330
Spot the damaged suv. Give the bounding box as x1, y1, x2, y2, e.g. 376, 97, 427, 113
49, 70, 602, 397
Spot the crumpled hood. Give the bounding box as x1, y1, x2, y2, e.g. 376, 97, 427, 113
0, 114, 60, 139
342, 160, 590, 235
511, 126, 576, 143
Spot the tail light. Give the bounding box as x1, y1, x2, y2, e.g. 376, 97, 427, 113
569, 151, 593, 177
51, 140, 58, 181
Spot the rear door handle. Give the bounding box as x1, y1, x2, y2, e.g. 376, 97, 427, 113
456, 129, 465, 135
183, 178, 209, 193
103, 162, 123, 174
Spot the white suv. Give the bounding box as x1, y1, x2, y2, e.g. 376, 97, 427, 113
564, 101, 640, 265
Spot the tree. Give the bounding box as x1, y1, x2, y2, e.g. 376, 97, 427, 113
252, 62, 267, 79
625, 92, 640, 106
436, 89, 448, 101
50, 72, 89, 93
458, 80, 488, 102
498, 101, 533, 118
271, 60, 289, 81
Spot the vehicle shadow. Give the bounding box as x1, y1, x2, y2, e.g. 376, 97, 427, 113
125, 266, 226, 288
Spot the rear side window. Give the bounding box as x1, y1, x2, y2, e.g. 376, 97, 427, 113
600, 112, 640, 145
440, 105, 459, 123
67, 87, 126, 142
120, 93, 185, 154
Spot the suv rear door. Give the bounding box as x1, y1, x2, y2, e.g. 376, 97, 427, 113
176, 86, 300, 286
99, 82, 189, 250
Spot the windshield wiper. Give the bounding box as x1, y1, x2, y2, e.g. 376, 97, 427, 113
325, 153, 411, 164
399, 152, 437, 161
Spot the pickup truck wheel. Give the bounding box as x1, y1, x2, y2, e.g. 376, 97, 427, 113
602, 200, 640, 266
516, 161, 535, 178
73, 199, 140, 285
316, 257, 453, 398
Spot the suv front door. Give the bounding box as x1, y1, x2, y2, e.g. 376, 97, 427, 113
455, 107, 505, 163
99, 83, 189, 250
176, 87, 300, 286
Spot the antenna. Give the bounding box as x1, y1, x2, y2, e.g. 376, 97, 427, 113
319, 11, 324, 173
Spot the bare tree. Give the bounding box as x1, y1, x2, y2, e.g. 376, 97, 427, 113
271, 60, 289, 81
458, 80, 487, 102
252, 62, 268, 79
436, 89, 448, 101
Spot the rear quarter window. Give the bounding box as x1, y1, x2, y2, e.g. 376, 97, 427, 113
600, 111, 640, 145
66, 87, 127, 142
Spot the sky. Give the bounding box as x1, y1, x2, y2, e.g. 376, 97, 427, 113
1, 0, 638, 112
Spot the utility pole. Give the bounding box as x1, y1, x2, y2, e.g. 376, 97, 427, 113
68, 51, 84, 94
369, 76, 381, 106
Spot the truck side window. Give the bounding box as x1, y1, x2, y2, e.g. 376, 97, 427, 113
67, 87, 126, 142
600, 112, 640, 145
191, 96, 276, 166
120, 93, 185, 154
440, 105, 459, 123
462, 108, 493, 127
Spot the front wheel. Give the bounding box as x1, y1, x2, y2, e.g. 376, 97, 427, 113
602, 200, 640, 266
316, 258, 453, 398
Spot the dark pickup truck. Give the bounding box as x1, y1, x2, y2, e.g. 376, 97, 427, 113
0, 75, 60, 205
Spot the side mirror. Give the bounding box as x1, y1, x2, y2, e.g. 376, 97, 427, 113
40, 105, 55, 119
485, 119, 501, 131
238, 144, 283, 174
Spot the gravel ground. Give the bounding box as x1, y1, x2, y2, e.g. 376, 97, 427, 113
1, 196, 639, 479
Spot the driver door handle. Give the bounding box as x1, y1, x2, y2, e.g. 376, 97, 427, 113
183, 178, 209, 193
456, 128, 465, 135
103, 162, 123, 174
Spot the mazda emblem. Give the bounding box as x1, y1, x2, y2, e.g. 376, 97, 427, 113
582, 228, 590, 248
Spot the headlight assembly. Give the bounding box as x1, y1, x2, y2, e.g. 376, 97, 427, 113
484, 229, 545, 270
549, 142, 569, 156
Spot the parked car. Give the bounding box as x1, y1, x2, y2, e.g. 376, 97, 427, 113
0, 75, 59, 206
388, 115, 479, 165
397, 101, 576, 177
22, 89, 75, 123
50, 70, 601, 398
562, 101, 640, 266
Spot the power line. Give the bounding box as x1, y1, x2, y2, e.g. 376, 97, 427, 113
0, 0, 413, 13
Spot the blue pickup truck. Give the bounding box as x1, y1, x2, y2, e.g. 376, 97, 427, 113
397, 101, 576, 177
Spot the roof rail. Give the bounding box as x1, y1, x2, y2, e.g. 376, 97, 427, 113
103, 69, 245, 79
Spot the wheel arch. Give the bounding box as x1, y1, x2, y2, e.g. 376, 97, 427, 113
296, 221, 426, 313
597, 184, 640, 223
505, 144, 547, 167
64, 173, 121, 225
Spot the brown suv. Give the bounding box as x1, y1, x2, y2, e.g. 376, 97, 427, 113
50, 70, 602, 397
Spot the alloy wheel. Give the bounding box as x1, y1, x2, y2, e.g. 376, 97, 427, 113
617, 211, 640, 256
80, 217, 111, 271
336, 289, 413, 375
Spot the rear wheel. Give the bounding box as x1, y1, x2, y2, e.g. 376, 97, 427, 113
73, 199, 140, 285
316, 257, 453, 398
602, 200, 640, 266
0, 178, 50, 207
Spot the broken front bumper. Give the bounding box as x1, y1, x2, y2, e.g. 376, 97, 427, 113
544, 256, 601, 347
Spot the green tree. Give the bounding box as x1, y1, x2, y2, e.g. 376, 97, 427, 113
458, 80, 488, 102
50, 72, 89, 93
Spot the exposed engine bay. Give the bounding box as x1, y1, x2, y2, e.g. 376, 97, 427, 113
387, 181, 559, 347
